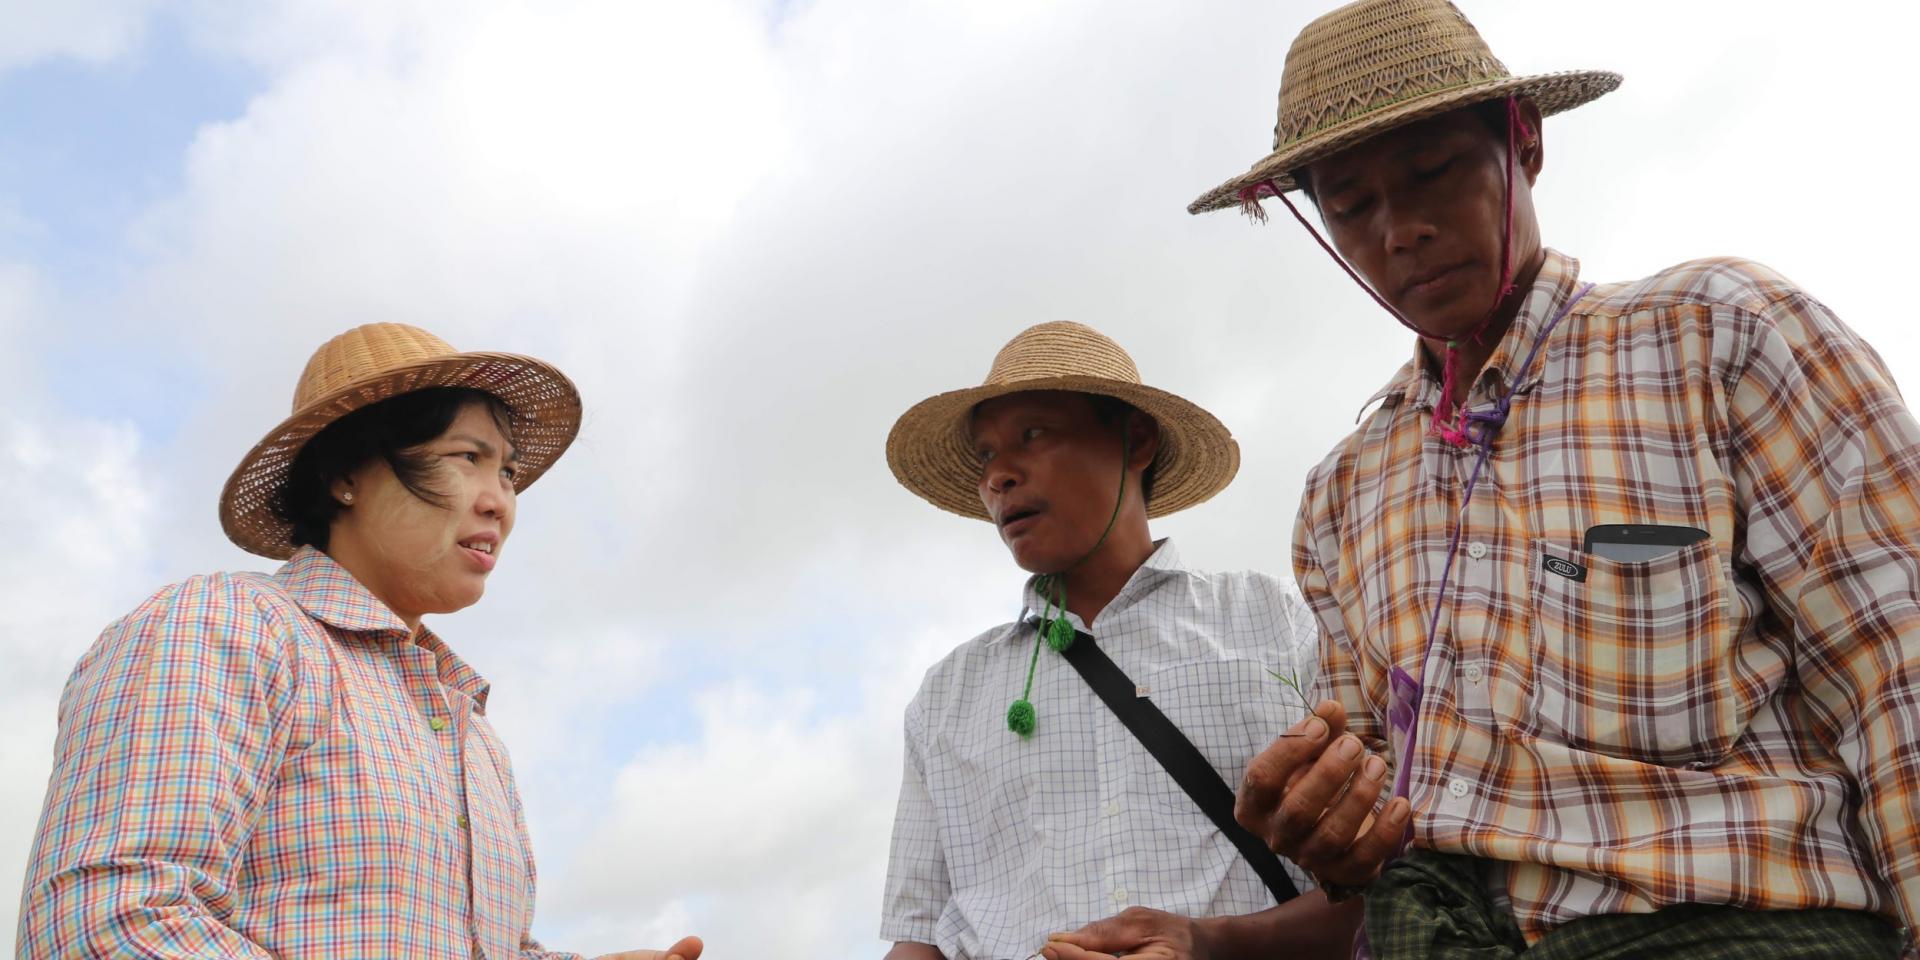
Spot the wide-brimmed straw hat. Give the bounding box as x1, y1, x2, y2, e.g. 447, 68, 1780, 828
1188, 0, 1620, 213
887, 321, 1238, 521
219, 322, 582, 559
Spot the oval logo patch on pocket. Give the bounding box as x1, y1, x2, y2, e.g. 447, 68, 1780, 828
1542, 555, 1587, 582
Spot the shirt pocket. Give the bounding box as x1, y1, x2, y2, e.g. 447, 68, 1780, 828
1517, 537, 1742, 766
1140, 657, 1296, 816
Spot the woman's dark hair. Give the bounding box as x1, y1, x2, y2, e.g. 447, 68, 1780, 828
1088, 394, 1158, 505
276, 387, 515, 551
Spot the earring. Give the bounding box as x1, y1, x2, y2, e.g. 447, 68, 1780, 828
341, 492, 355, 504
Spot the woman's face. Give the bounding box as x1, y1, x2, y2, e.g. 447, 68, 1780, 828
327, 399, 518, 629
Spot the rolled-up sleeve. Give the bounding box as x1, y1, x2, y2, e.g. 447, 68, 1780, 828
17, 575, 300, 958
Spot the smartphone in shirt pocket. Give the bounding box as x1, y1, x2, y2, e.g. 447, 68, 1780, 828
1583, 524, 1710, 562
1521, 525, 1742, 766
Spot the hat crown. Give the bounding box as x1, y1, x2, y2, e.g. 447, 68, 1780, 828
1273, 0, 1508, 151
983, 321, 1142, 389
292, 323, 459, 412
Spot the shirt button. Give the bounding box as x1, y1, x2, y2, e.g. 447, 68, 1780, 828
1447, 777, 1471, 799
1110, 888, 1128, 903
1105, 802, 1121, 817
1466, 541, 1489, 560
429, 717, 447, 732
1463, 663, 1484, 685
457, 814, 470, 829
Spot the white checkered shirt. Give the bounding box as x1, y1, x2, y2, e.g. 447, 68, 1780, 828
881, 540, 1320, 960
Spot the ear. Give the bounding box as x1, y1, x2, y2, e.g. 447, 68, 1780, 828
1125, 413, 1160, 475
1518, 98, 1546, 186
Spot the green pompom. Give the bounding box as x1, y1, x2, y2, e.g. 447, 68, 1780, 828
1006, 699, 1036, 737
1045, 617, 1075, 653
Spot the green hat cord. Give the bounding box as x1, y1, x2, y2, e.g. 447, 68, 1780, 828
1006, 418, 1131, 738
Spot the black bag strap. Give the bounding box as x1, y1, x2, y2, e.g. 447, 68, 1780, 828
1056, 628, 1300, 905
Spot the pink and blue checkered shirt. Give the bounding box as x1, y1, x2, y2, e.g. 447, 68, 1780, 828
17, 547, 579, 959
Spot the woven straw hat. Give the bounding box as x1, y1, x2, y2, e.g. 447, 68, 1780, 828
219, 323, 582, 559
1188, 0, 1620, 213
887, 321, 1238, 521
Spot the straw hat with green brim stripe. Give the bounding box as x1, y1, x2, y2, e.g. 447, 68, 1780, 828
219, 322, 582, 560
1187, 0, 1620, 214
886, 321, 1239, 521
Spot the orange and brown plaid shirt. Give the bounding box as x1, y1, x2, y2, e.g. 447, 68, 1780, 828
1295, 249, 1920, 947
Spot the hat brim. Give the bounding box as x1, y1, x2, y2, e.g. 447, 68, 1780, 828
886, 377, 1240, 522
1188, 69, 1622, 214
219, 352, 583, 559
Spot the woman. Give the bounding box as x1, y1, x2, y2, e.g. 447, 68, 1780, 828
17, 323, 700, 960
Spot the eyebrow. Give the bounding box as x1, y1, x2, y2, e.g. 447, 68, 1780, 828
448, 433, 521, 462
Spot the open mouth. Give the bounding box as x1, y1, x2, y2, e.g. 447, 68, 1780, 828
457, 537, 498, 571
999, 506, 1042, 535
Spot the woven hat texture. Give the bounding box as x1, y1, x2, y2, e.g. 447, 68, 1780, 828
1189, 0, 1619, 213
219, 323, 581, 559
887, 321, 1238, 521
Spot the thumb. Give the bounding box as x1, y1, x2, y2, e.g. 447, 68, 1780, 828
667, 935, 703, 960
1049, 916, 1134, 951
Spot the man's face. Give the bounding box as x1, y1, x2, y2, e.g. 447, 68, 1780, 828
971, 391, 1132, 575
1302, 103, 1543, 341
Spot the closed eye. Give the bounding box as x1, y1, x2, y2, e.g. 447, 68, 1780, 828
1414, 157, 1454, 181
1328, 196, 1371, 221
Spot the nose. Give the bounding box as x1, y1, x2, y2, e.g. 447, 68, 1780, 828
473, 476, 514, 524
981, 455, 1023, 500
1382, 200, 1438, 256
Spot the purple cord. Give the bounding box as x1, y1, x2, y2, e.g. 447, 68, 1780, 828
1385, 281, 1596, 843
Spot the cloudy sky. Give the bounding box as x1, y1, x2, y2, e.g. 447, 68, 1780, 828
3, 0, 1917, 955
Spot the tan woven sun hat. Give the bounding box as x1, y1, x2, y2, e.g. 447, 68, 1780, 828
1188, 0, 1620, 214
219, 322, 583, 559
887, 321, 1239, 521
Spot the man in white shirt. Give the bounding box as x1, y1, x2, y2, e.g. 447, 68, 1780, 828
880, 321, 1361, 960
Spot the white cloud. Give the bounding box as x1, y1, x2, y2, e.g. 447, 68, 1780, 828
0, 260, 164, 946
5, 0, 1920, 956
0, 0, 162, 72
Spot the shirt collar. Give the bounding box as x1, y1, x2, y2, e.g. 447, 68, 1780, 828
998, 538, 1185, 642
1356, 248, 1583, 419
276, 546, 492, 708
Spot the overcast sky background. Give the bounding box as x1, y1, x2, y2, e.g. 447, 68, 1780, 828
3, 1, 1917, 955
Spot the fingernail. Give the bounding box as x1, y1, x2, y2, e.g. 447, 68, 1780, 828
1306, 717, 1329, 740
1338, 735, 1362, 759
1364, 755, 1386, 780
1388, 798, 1410, 823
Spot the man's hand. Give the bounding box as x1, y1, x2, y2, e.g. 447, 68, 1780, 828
592, 935, 703, 960
1235, 699, 1408, 888
1038, 906, 1204, 960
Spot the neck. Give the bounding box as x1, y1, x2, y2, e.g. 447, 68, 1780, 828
1055, 524, 1155, 627
1420, 245, 1547, 409
324, 542, 424, 632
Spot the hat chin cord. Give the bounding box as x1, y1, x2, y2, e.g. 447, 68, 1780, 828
1006, 417, 1133, 738
1238, 96, 1533, 447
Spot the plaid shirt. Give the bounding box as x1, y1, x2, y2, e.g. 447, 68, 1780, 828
882, 540, 1319, 959
1295, 249, 1920, 948
17, 547, 577, 960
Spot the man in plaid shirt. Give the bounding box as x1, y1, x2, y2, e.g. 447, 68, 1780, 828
1190, 1, 1920, 957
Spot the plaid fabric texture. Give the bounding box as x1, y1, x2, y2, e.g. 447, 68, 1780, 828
881, 540, 1320, 959
17, 547, 577, 960
1295, 250, 1920, 949
1365, 850, 1901, 960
